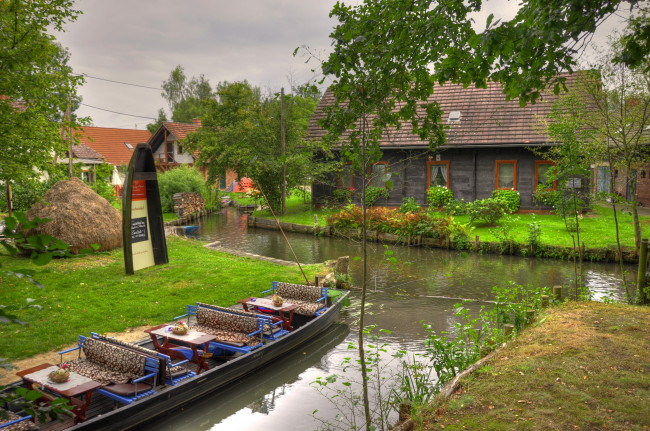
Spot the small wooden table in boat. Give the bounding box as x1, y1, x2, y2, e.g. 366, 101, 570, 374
145, 324, 216, 375
239, 297, 300, 332
16, 363, 102, 423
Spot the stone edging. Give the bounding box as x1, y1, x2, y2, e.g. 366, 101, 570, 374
164, 208, 214, 227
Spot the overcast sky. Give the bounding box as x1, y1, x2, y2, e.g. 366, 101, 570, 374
54, 0, 627, 130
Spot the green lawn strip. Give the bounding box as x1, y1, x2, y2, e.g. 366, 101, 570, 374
163, 212, 178, 222
420, 302, 650, 430
0, 236, 323, 361
252, 195, 337, 226
253, 203, 648, 249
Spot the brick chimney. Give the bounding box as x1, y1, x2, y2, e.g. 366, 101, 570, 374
192, 118, 202, 127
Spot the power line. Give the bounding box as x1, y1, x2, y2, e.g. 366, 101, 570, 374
80, 103, 157, 120
75, 73, 163, 91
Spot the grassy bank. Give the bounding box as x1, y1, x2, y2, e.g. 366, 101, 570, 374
419, 302, 650, 430
252, 200, 648, 249
0, 236, 323, 362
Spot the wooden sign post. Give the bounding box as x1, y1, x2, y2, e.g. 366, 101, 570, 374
122, 143, 168, 274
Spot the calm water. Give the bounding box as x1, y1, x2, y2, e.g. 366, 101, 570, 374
144, 209, 632, 430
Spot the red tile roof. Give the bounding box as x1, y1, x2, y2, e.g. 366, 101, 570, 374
307, 74, 583, 148
77, 126, 151, 165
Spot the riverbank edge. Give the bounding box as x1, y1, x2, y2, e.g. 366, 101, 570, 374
411, 301, 650, 430
248, 215, 640, 264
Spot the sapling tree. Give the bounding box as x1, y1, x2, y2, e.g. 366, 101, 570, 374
536, 91, 597, 298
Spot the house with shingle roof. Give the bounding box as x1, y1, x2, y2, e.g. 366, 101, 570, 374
147, 119, 238, 189
147, 119, 202, 171
306, 74, 591, 210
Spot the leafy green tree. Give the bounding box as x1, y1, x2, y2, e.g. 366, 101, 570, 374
158, 65, 215, 123
0, 0, 86, 210
147, 108, 168, 133
584, 41, 650, 252
185, 80, 333, 212
536, 92, 597, 299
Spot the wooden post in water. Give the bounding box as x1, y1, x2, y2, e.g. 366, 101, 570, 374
637, 238, 649, 304
553, 285, 563, 302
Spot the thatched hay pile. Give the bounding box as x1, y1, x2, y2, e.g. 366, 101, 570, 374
25, 177, 122, 253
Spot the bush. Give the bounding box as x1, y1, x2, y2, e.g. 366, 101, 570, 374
491, 189, 520, 213
157, 166, 208, 212
466, 198, 508, 225
326, 205, 469, 244
443, 198, 467, 216
333, 188, 354, 204
365, 186, 390, 206
399, 196, 421, 213
427, 186, 453, 209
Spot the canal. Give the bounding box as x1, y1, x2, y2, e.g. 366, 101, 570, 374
144, 208, 632, 430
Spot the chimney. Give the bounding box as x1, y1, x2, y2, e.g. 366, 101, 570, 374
192, 118, 202, 127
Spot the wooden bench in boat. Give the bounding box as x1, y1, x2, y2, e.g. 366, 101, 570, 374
263, 282, 328, 317
174, 303, 267, 354
58, 336, 159, 405
89, 333, 196, 386
0, 409, 37, 431
180, 302, 288, 340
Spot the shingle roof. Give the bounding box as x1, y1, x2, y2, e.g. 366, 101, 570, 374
148, 121, 201, 157
162, 122, 201, 140
78, 126, 151, 165
307, 74, 583, 148
71, 142, 103, 160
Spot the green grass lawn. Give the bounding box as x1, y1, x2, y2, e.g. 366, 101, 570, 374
452, 205, 649, 248
0, 236, 323, 361
420, 302, 650, 430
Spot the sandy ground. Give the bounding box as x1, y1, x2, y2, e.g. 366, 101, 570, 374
0, 325, 150, 386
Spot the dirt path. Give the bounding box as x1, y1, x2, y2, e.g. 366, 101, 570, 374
0, 325, 150, 386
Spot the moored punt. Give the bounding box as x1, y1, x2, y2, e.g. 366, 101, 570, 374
2, 289, 350, 431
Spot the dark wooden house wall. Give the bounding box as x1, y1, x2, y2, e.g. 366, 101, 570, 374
312, 146, 587, 210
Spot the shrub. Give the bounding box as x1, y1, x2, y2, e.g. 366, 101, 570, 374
399, 196, 421, 213
427, 186, 453, 209
491, 189, 520, 213
466, 198, 507, 225
157, 165, 208, 212
365, 186, 390, 206
443, 198, 467, 216
326, 205, 471, 244
333, 188, 354, 204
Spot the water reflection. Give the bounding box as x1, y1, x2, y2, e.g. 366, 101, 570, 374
143, 324, 350, 430
191, 209, 631, 302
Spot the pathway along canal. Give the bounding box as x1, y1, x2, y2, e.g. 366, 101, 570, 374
144, 208, 632, 430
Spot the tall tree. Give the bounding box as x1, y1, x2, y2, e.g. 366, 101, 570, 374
0, 0, 85, 209
583, 41, 650, 253
184, 81, 333, 211
157, 65, 215, 124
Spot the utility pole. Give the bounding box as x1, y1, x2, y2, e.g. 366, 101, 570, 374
280, 87, 286, 215
65, 98, 73, 178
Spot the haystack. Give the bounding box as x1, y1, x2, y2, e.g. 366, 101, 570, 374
25, 177, 122, 253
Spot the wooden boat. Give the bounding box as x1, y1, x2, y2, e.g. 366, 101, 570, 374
3, 290, 350, 431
